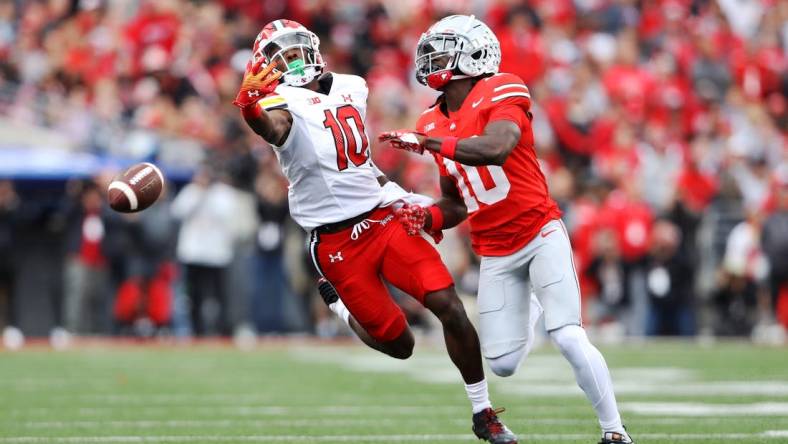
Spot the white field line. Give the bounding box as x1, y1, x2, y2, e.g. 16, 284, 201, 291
622, 402, 788, 416
14, 419, 428, 428
12, 416, 787, 429
4, 405, 529, 419
2, 432, 788, 442
40, 393, 450, 405
292, 350, 788, 399
509, 381, 788, 397
10, 402, 788, 417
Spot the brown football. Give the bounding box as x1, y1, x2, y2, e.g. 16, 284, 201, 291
108, 162, 164, 213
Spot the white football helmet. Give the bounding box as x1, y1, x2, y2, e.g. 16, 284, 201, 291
252, 19, 325, 87
415, 15, 501, 89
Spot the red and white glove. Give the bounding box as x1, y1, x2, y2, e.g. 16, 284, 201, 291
378, 130, 427, 155
233, 59, 282, 109
394, 204, 443, 244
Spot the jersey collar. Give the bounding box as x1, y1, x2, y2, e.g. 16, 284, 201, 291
316, 72, 334, 95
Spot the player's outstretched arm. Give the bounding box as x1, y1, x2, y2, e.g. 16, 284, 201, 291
233, 59, 293, 146
380, 120, 521, 167
425, 120, 521, 166
244, 107, 293, 146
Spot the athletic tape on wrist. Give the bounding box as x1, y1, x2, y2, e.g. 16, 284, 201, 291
440, 137, 459, 159
241, 103, 262, 120
428, 205, 444, 231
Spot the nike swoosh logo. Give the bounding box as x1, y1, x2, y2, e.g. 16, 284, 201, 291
472, 98, 484, 108
541, 229, 557, 238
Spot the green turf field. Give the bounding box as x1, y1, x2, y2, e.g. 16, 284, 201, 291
1, 340, 787, 443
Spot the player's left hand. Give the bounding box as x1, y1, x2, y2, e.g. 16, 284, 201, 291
394, 204, 444, 244
233, 59, 282, 109
395, 204, 427, 235
379, 130, 427, 155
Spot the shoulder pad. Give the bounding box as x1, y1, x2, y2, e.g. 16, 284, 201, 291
478, 73, 531, 110
331, 73, 368, 94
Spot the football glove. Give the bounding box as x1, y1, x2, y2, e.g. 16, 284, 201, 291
378, 130, 427, 155
394, 204, 443, 244
233, 59, 282, 109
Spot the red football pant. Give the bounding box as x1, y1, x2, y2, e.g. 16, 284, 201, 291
310, 207, 454, 342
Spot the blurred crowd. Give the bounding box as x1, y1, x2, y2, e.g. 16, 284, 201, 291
0, 0, 786, 346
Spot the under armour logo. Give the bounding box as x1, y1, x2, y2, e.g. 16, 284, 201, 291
449, 122, 456, 131
329, 252, 344, 263
342, 94, 352, 103
248, 90, 260, 98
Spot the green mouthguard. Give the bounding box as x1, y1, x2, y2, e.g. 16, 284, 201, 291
288, 59, 306, 76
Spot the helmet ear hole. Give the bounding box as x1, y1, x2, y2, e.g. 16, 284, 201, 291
471, 50, 484, 60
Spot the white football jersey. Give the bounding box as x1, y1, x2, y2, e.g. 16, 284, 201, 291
256, 73, 383, 230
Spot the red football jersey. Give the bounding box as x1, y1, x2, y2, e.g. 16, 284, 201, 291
416, 73, 561, 256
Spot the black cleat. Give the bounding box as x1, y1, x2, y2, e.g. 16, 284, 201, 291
472, 407, 518, 444
598, 427, 633, 444
317, 278, 338, 306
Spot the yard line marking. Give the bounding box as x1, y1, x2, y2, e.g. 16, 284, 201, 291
19, 402, 788, 420
2, 404, 600, 419
2, 432, 788, 442
0, 436, 483, 443
42, 393, 451, 405
11, 416, 779, 429
15, 419, 437, 428
0, 405, 467, 415
509, 381, 788, 397
622, 402, 788, 416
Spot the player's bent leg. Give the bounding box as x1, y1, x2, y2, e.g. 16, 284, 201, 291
549, 324, 632, 443
317, 277, 413, 359
424, 288, 519, 443
486, 293, 543, 377
487, 347, 524, 377
350, 317, 414, 359
532, 220, 632, 442
380, 227, 518, 443
476, 255, 533, 375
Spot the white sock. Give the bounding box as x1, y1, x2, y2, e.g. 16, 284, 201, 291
328, 299, 351, 326
464, 379, 493, 414
549, 325, 624, 434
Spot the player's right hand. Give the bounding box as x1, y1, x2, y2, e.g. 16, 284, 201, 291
233, 59, 282, 109
378, 130, 427, 155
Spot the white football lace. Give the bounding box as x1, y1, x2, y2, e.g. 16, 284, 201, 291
350, 218, 383, 240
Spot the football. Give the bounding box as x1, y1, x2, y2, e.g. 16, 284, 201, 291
107, 162, 165, 213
